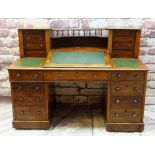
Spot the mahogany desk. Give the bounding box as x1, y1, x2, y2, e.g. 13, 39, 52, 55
8, 29, 147, 132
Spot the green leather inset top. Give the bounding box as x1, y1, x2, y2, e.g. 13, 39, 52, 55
15, 58, 45, 67
51, 51, 106, 64
112, 58, 140, 68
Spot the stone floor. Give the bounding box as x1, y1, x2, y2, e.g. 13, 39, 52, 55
0, 97, 155, 136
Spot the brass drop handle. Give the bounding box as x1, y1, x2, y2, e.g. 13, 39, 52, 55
26, 37, 30, 40
40, 44, 43, 48
115, 99, 120, 103
115, 44, 119, 47
132, 113, 137, 118
27, 44, 30, 47
20, 111, 24, 115
133, 99, 137, 103
115, 87, 120, 91
16, 73, 20, 77
39, 37, 43, 41
129, 37, 132, 41
128, 44, 132, 47
115, 113, 119, 117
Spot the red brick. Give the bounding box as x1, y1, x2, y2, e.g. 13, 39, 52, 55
80, 89, 103, 96
55, 88, 80, 95
74, 96, 87, 104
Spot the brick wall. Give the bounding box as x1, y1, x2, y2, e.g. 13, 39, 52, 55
0, 18, 155, 105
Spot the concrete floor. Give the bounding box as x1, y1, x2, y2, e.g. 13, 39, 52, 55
0, 97, 155, 136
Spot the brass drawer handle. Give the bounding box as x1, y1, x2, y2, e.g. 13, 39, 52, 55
40, 44, 43, 48
27, 44, 30, 47
58, 74, 62, 77
114, 113, 119, 117
34, 86, 40, 90
39, 37, 43, 41
129, 37, 132, 41
35, 97, 40, 102
37, 111, 41, 115
132, 113, 137, 118
26, 37, 30, 40
92, 74, 97, 78
115, 87, 120, 91
116, 74, 121, 78
34, 73, 39, 77
133, 87, 138, 91
17, 96, 23, 101
17, 85, 22, 90
16, 73, 20, 77
133, 99, 138, 103
20, 111, 24, 115
115, 99, 120, 103
128, 44, 132, 47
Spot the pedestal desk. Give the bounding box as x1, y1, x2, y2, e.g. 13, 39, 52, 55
8, 29, 147, 132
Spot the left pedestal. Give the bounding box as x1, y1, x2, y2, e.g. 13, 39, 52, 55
10, 81, 53, 129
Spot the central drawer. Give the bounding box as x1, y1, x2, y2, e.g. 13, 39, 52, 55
46, 71, 109, 81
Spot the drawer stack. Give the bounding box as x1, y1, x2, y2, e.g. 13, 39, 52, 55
18, 29, 51, 57
9, 70, 53, 129
106, 71, 147, 132
108, 29, 141, 58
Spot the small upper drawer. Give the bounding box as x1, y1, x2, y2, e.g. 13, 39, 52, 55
111, 82, 144, 95
24, 36, 45, 44
112, 43, 135, 50
10, 70, 44, 81
23, 30, 45, 35
111, 71, 145, 81
113, 30, 136, 36
46, 71, 109, 81
113, 36, 135, 42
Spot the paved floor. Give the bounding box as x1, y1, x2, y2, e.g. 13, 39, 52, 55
0, 97, 155, 136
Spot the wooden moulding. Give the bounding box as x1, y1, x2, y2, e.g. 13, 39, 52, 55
106, 122, 144, 132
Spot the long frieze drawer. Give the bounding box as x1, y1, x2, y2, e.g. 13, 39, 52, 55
112, 43, 135, 50
113, 30, 136, 36
14, 107, 47, 121
110, 96, 143, 108
46, 71, 109, 81
111, 82, 144, 95
10, 71, 44, 81
23, 30, 45, 35
113, 36, 135, 42
109, 109, 142, 123
111, 71, 145, 81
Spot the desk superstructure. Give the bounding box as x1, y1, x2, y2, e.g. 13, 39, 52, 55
8, 29, 147, 132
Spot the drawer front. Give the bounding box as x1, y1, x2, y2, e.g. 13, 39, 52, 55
12, 82, 45, 93
23, 30, 45, 35
113, 36, 135, 42
14, 107, 47, 121
111, 50, 134, 58
111, 71, 145, 81
25, 50, 46, 57
110, 96, 143, 108
111, 82, 144, 95
46, 71, 109, 81
112, 43, 135, 50
109, 109, 142, 123
24, 42, 46, 49
24, 35, 45, 44
11, 71, 44, 81
113, 30, 136, 36
13, 94, 45, 107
